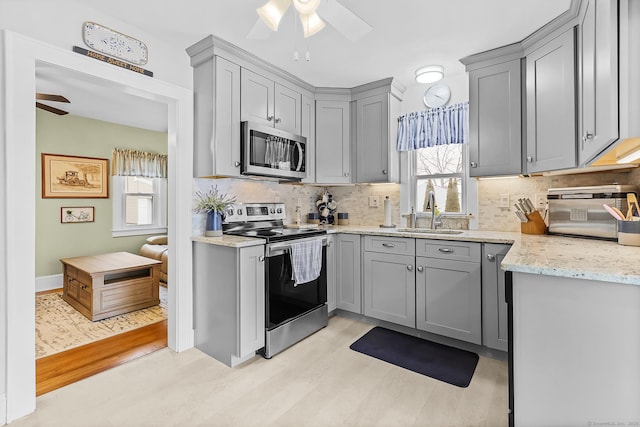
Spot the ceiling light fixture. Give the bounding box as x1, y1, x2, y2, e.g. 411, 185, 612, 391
257, 0, 326, 37
616, 147, 640, 164
415, 65, 444, 84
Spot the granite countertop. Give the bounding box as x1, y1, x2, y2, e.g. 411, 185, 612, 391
192, 225, 640, 285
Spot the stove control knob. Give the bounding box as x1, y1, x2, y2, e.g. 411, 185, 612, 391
226, 209, 234, 217
276, 208, 283, 214
236, 209, 243, 216
270, 208, 275, 214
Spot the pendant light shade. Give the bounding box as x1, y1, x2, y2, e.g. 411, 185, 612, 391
292, 0, 321, 15
300, 12, 326, 38
415, 65, 444, 84
257, 0, 292, 31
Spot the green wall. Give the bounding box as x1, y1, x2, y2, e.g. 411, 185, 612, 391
36, 109, 168, 276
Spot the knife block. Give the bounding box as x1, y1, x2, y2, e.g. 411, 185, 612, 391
521, 210, 547, 235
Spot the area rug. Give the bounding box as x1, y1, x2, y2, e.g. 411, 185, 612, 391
349, 326, 479, 388
36, 286, 168, 359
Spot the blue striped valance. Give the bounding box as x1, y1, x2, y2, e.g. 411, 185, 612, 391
397, 102, 469, 151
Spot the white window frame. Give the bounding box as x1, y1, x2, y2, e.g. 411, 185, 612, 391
410, 144, 472, 217
112, 176, 168, 237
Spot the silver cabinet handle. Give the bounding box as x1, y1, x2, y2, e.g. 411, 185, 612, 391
407, 265, 413, 271
267, 115, 274, 122
382, 169, 387, 175
275, 118, 281, 124
258, 255, 265, 262
470, 161, 477, 168
438, 248, 454, 253
583, 131, 594, 142
327, 241, 333, 247
382, 243, 395, 248
487, 254, 495, 261
234, 161, 241, 167
417, 266, 424, 272
526, 156, 533, 163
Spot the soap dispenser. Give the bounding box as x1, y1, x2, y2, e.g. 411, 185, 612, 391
408, 207, 416, 228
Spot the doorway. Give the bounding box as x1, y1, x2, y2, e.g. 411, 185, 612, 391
1, 30, 194, 423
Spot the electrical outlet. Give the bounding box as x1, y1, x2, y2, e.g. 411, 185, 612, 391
535, 193, 547, 210
296, 197, 303, 207
369, 195, 380, 208
499, 193, 510, 208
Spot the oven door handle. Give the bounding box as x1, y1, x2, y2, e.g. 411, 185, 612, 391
266, 236, 328, 257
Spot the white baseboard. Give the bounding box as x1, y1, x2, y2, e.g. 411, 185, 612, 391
0, 393, 6, 426
36, 274, 62, 293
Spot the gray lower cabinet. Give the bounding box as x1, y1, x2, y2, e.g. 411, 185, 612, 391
482, 243, 511, 352
468, 58, 522, 176
362, 236, 416, 327
525, 28, 577, 173
193, 242, 265, 367
415, 239, 482, 345
336, 234, 361, 313
326, 234, 337, 312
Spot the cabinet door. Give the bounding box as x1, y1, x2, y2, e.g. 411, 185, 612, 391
238, 245, 265, 358
214, 57, 242, 177
363, 251, 415, 327
301, 95, 316, 183
241, 68, 275, 127
578, 0, 619, 165
525, 28, 577, 173
416, 256, 482, 344
274, 83, 302, 134
356, 93, 390, 183
469, 59, 522, 176
482, 243, 511, 352
326, 234, 337, 312
316, 100, 351, 184
336, 234, 361, 313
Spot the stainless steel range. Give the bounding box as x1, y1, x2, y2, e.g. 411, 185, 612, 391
223, 203, 328, 358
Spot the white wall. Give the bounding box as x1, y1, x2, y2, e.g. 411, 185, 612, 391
0, 0, 192, 88
0, 29, 7, 424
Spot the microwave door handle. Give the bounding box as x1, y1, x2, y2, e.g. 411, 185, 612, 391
295, 141, 304, 172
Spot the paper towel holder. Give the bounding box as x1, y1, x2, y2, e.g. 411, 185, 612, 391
379, 195, 396, 228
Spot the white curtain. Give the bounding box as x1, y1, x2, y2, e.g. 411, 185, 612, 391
112, 148, 168, 178
397, 102, 469, 151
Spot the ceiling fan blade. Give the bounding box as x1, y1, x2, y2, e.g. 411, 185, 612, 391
36, 93, 70, 103
247, 17, 275, 40
36, 102, 69, 115
318, 0, 372, 42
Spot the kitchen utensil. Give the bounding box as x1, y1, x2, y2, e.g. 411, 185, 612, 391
626, 193, 640, 219
602, 204, 625, 221
521, 210, 547, 235
516, 201, 528, 214
515, 211, 529, 222
523, 198, 536, 213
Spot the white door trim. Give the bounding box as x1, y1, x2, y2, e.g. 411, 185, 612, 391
0, 30, 194, 424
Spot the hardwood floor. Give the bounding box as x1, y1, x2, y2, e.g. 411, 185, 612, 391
36, 320, 167, 396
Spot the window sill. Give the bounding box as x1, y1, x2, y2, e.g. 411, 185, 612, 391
112, 227, 168, 238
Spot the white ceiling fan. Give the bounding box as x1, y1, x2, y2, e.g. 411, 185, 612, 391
248, 0, 372, 42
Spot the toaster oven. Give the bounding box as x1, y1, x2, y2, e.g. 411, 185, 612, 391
547, 185, 637, 240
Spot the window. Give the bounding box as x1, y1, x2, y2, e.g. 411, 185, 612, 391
414, 144, 465, 214
113, 176, 167, 237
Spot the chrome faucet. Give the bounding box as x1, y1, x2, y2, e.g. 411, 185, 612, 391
426, 191, 438, 229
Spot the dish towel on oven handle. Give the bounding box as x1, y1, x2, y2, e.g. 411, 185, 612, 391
290, 239, 323, 285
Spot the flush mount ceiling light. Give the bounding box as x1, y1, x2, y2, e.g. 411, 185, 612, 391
415, 65, 444, 84
257, 0, 325, 37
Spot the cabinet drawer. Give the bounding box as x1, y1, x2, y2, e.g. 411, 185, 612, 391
416, 239, 480, 262
364, 235, 415, 256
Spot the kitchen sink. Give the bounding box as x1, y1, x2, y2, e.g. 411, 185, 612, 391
395, 228, 464, 235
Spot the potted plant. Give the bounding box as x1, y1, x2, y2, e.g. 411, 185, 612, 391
194, 185, 236, 236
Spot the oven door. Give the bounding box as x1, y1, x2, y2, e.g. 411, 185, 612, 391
241, 121, 306, 180
265, 237, 327, 330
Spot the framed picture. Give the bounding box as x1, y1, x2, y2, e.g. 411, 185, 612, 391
61, 207, 95, 223
42, 153, 109, 198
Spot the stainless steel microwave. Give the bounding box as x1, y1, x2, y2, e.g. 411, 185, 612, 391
241, 121, 307, 180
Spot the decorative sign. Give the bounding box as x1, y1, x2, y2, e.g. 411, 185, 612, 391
72, 46, 153, 77
82, 22, 148, 65
61, 207, 95, 223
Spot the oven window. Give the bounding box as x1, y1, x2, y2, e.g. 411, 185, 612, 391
265, 247, 327, 329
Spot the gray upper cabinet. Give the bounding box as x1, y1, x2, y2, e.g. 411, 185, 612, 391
315, 100, 351, 184
336, 233, 361, 313
482, 243, 511, 352
241, 68, 302, 135
525, 28, 577, 173
468, 59, 522, 176
191, 55, 242, 178
578, 0, 619, 165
